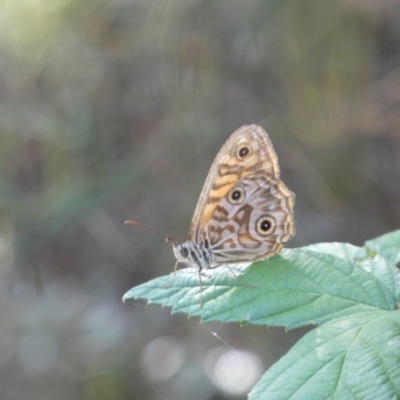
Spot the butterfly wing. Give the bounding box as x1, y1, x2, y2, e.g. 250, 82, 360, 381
202, 174, 295, 264
188, 124, 295, 264
189, 125, 280, 242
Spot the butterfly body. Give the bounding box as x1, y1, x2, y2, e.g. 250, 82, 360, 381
173, 124, 295, 273
173, 240, 215, 271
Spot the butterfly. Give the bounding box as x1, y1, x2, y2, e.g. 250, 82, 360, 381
171, 125, 295, 274
127, 125, 295, 294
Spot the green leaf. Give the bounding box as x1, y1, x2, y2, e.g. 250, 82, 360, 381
123, 248, 396, 329
249, 310, 400, 400
302, 242, 368, 262
365, 229, 400, 265
357, 256, 400, 303
302, 242, 400, 302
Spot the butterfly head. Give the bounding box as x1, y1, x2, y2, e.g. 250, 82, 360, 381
172, 240, 209, 271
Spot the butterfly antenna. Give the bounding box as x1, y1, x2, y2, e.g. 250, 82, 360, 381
124, 220, 181, 245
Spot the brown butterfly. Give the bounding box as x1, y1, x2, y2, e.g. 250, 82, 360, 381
128, 125, 295, 281
171, 124, 295, 273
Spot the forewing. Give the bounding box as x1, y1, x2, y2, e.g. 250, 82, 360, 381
188, 125, 280, 242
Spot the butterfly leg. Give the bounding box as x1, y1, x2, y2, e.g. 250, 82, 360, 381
198, 269, 203, 308
208, 263, 240, 281
224, 264, 239, 280
199, 269, 213, 279
213, 263, 256, 289
163, 261, 180, 288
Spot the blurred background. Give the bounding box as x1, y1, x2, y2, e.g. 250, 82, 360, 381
0, 1, 400, 399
